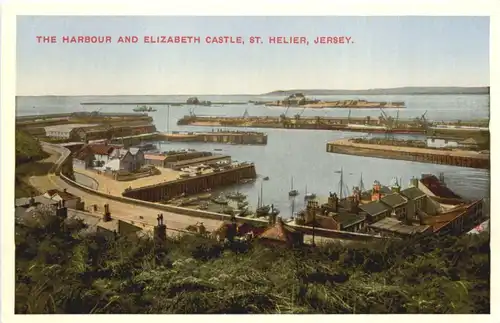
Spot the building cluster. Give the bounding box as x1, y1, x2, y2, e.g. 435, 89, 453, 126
16, 191, 144, 240
43, 122, 156, 142
294, 174, 484, 238
73, 142, 147, 173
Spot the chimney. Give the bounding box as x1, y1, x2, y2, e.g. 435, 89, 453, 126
103, 203, 111, 222
56, 201, 68, 219
154, 214, 167, 243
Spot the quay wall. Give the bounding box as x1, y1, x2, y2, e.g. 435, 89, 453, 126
159, 131, 268, 145
122, 164, 257, 202
326, 141, 489, 169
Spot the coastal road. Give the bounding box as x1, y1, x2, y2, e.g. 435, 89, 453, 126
29, 144, 223, 232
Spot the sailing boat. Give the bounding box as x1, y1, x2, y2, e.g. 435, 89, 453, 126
304, 184, 316, 200
288, 176, 299, 197
256, 181, 271, 216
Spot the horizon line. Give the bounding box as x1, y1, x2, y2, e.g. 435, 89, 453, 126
16, 85, 491, 97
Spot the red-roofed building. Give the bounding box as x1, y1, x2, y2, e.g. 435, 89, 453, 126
259, 218, 304, 247
417, 174, 462, 200
144, 154, 168, 168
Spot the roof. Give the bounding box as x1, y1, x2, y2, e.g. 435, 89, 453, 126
88, 144, 115, 155
44, 123, 98, 133
369, 217, 430, 235
420, 175, 462, 199
400, 187, 427, 200
74, 146, 93, 160
144, 154, 167, 161
45, 189, 79, 201
259, 221, 301, 243
380, 193, 408, 208
333, 212, 366, 229
358, 201, 391, 216
15, 195, 59, 207
129, 148, 141, 155
310, 215, 339, 230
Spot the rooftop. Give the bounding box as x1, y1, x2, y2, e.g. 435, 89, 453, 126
380, 193, 408, 208
400, 187, 427, 200
144, 154, 168, 161
369, 217, 430, 235
45, 189, 79, 201
358, 201, 391, 216
420, 175, 462, 199
44, 123, 98, 133
333, 212, 366, 229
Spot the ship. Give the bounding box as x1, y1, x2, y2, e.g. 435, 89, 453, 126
211, 194, 229, 205
288, 176, 299, 197
133, 105, 157, 112
226, 191, 247, 201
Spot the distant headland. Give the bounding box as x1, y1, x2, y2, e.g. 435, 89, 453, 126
263, 87, 490, 96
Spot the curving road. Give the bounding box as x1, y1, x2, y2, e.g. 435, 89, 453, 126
29, 143, 223, 232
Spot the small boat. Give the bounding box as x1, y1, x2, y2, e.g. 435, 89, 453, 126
240, 178, 256, 184
256, 205, 271, 217
304, 193, 316, 200
197, 193, 212, 200
212, 194, 229, 205
226, 191, 246, 201
214, 148, 223, 151
263, 176, 270, 181
304, 185, 316, 200
289, 176, 299, 197
198, 202, 209, 210
237, 201, 249, 209
238, 207, 251, 217
133, 105, 157, 112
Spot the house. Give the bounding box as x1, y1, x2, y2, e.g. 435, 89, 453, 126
358, 200, 391, 223
105, 148, 145, 172
44, 124, 98, 140
368, 217, 432, 237
73, 146, 95, 169
400, 187, 428, 222
43, 189, 83, 210
412, 174, 462, 200
379, 193, 408, 220
88, 144, 116, 167
144, 154, 168, 168
259, 218, 304, 247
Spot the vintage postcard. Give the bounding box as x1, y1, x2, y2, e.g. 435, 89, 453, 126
1, 4, 495, 318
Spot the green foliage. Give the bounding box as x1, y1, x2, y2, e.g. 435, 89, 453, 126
15, 212, 490, 314
16, 130, 48, 164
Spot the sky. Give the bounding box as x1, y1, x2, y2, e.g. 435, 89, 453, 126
16, 16, 490, 95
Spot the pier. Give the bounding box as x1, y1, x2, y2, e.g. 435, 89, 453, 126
326, 139, 489, 169
122, 164, 257, 202
159, 130, 268, 145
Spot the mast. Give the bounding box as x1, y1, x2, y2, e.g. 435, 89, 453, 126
339, 167, 344, 199
359, 172, 365, 192
291, 176, 294, 190
260, 181, 264, 206
291, 197, 295, 217
166, 105, 170, 134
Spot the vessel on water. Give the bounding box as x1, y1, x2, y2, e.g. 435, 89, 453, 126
226, 191, 246, 201
263, 176, 270, 181
304, 185, 316, 200
133, 105, 157, 112
212, 194, 229, 205
237, 201, 249, 209
240, 178, 256, 184
288, 176, 299, 197
255, 181, 271, 217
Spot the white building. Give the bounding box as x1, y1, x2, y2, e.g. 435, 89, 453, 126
44, 124, 98, 140
43, 189, 83, 210
103, 148, 145, 172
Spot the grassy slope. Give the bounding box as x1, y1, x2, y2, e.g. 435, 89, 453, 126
15, 211, 490, 314
15, 130, 51, 198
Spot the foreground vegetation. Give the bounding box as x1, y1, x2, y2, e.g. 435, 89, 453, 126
15, 130, 51, 198
15, 211, 490, 314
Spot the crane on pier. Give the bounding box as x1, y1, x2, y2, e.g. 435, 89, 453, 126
379, 108, 396, 140
294, 106, 307, 120
414, 111, 430, 132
